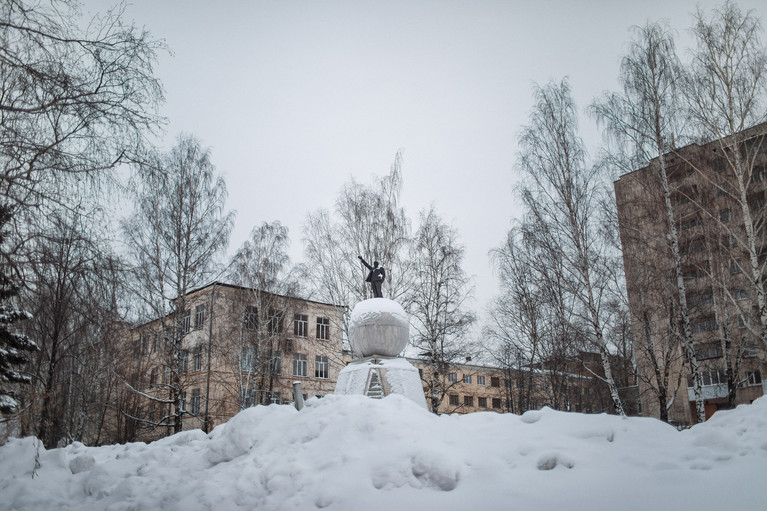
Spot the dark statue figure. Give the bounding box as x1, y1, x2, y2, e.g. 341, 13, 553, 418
358, 256, 385, 298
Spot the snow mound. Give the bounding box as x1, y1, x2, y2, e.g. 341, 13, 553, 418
1, 395, 766, 511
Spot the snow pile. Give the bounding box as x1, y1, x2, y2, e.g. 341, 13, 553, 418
1, 395, 766, 511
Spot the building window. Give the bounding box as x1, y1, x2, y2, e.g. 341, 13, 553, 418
244, 306, 258, 331
191, 389, 201, 415
730, 288, 747, 301
180, 350, 188, 374
744, 371, 762, 386
692, 318, 717, 334
182, 309, 191, 334
241, 346, 256, 371
315, 355, 329, 379
268, 309, 283, 334
448, 394, 459, 406
448, 372, 458, 383
684, 240, 706, 254
696, 345, 723, 360
193, 345, 202, 371
294, 314, 308, 337
463, 395, 474, 407
491, 377, 500, 387
150, 367, 158, 388
195, 304, 205, 329
270, 351, 282, 375
688, 292, 713, 307
701, 370, 726, 386
737, 313, 750, 329
268, 391, 281, 404
293, 353, 308, 377
163, 366, 170, 385
730, 259, 743, 274
492, 397, 501, 409
719, 209, 732, 223
680, 216, 699, 230
463, 374, 472, 384
683, 268, 700, 280
316, 317, 330, 340
179, 391, 186, 412
418, 368, 424, 379
505, 379, 514, 390
478, 396, 487, 408
477, 375, 486, 386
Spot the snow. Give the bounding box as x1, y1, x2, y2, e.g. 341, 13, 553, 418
1, 395, 766, 511
335, 357, 428, 408
348, 298, 408, 330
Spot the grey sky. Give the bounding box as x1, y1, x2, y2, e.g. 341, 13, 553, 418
87, 0, 767, 311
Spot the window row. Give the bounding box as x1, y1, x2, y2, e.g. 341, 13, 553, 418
448, 394, 507, 410
243, 307, 331, 340
148, 347, 204, 386
182, 305, 207, 334
291, 354, 330, 379
695, 369, 762, 387
446, 372, 515, 389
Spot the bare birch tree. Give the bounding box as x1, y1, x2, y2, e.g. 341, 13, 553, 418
223, 221, 302, 408
591, 21, 706, 422
684, 2, 767, 356
121, 134, 234, 435
0, 0, 163, 422
518, 79, 626, 415
408, 207, 476, 413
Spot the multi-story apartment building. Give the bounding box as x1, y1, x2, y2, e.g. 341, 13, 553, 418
615, 124, 767, 425
118, 282, 345, 442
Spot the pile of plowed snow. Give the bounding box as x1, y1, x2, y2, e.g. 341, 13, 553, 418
2, 394, 766, 510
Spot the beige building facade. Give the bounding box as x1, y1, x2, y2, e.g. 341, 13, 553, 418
122, 282, 345, 442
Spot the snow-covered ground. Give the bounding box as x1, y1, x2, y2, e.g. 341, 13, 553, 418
2, 394, 766, 511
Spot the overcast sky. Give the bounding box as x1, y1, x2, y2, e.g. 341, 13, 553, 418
86, 0, 767, 313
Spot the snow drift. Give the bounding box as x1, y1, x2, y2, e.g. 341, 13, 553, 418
1, 394, 766, 510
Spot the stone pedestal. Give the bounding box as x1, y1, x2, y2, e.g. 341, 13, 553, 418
335, 299, 427, 409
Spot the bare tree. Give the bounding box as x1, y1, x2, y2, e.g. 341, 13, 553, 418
486, 227, 547, 413
121, 134, 234, 435
684, 2, 767, 355
0, 0, 164, 235
222, 221, 302, 409
591, 21, 706, 422
518, 79, 625, 415
303, 152, 413, 335
408, 207, 476, 413
0, 0, 163, 424
15, 202, 126, 447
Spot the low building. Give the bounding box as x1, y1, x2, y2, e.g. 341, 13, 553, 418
408, 357, 625, 416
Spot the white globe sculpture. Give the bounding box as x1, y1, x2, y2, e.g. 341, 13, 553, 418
349, 298, 409, 358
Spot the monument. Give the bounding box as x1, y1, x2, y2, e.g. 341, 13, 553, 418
334, 297, 427, 408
